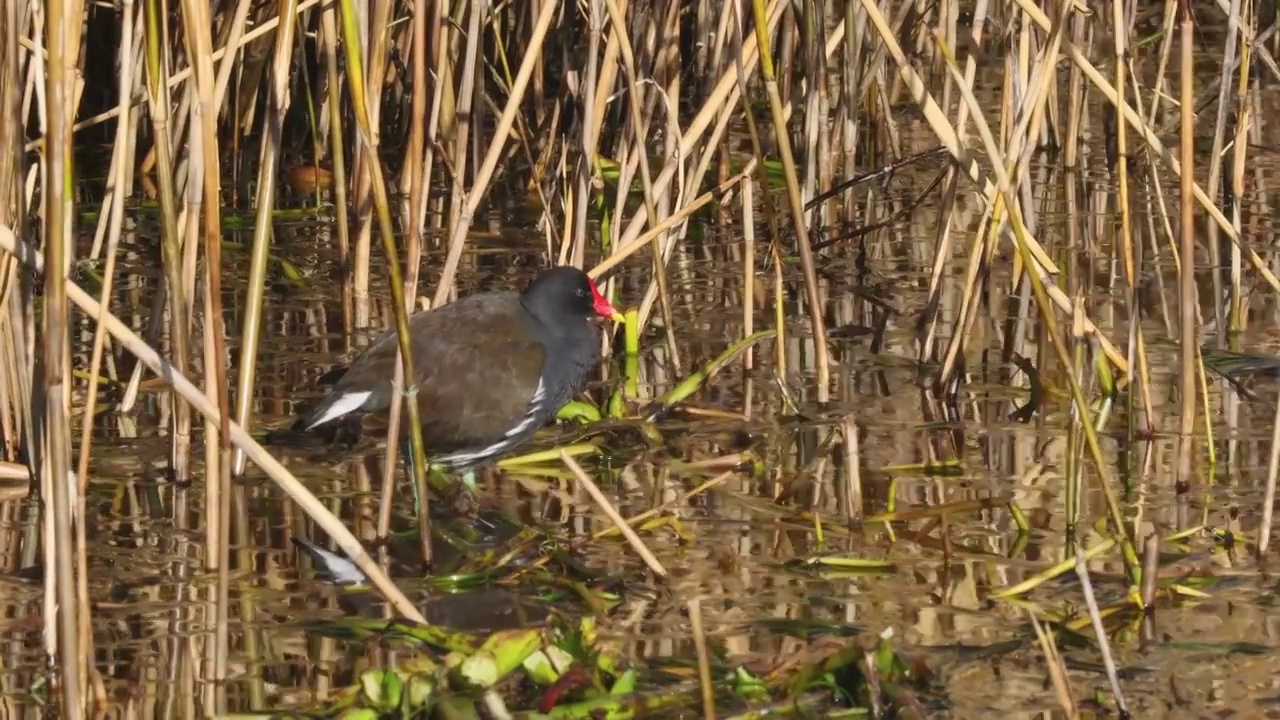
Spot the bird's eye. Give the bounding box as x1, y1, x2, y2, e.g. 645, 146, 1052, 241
577, 288, 588, 297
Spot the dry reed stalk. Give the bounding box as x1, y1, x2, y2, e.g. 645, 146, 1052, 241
1228, 13, 1253, 332
804, 2, 832, 227
741, 176, 755, 393
85, 10, 145, 261
333, 0, 433, 541
40, 0, 84, 710
772, 244, 786, 381
0, 0, 19, 376
351, 0, 393, 333
919, 0, 987, 362
612, 0, 782, 252
937, 27, 1059, 392
748, 0, 831, 404
574, 0, 601, 262
1176, 0, 1196, 492
72, 0, 140, 701
171, 478, 198, 717
23, 0, 324, 154
177, 0, 234, 704
1110, 0, 1156, 454
725, 2, 789, 385
842, 414, 862, 521
626, 5, 769, 339
1206, 0, 1245, 328
230, 0, 298, 478
409, 0, 450, 238
590, 471, 735, 543
918, 168, 959, 364
859, 0, 1113, 344
652, 2, 686, 369
210, 0, 255, 113
402, 0, 432, 564
0, 293, 32, 471
320, 6, 354, 333
140, 0, 194, 484
1262, 378, 1280, 553
439, 0, 481, 298
840, 1, 861, 208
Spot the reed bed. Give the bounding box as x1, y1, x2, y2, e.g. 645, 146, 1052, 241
0, 0, 1277, 716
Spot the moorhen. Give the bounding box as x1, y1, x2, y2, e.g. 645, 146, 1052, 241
288, 266, 623, 469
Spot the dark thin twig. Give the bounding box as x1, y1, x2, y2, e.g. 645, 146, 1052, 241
811, 165, 949, 252
804, 145, 949, 210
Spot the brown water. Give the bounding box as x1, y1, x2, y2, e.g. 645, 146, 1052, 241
10, 97, 1280, 720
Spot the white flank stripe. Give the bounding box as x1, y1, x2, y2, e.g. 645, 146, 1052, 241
504, 377, 547, 439
305, 390, 372, 430
437, 378, 548, 466
436, 439, 519, 467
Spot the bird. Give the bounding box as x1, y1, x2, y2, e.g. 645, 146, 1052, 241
284, 266, 623, 470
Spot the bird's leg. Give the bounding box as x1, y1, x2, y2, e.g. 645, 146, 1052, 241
401, 445, 482, 515
400, 443, 424, 516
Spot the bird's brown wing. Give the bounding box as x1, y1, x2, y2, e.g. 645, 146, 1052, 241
333, 294, 547, 452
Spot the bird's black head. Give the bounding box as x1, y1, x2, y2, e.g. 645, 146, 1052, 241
521, 266, 621, 328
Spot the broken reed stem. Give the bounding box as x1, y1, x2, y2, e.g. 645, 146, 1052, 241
560, 451, 667, 579
688, 598, 716, 720
1029, 613, 1078, 717
1074, 549, 1129, 715
1140, 532, 1160, 607
842, 414, 862, 521
1260, 384, 1280, 553
592, 471, 734, 542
